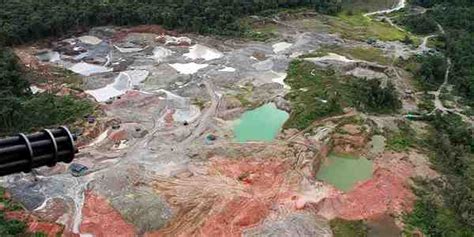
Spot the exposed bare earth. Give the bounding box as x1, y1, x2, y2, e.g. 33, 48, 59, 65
3, 1, 466, 236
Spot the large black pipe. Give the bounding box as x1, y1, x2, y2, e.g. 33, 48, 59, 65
0, 126, 77, 176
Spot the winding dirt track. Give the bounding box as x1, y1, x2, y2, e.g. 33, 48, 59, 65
181, 80, 220, 146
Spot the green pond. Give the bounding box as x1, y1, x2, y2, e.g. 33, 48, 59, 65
234, 103, 289, 142
317, 154, 373, 192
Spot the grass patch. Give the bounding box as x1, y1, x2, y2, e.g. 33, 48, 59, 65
417, 93, 435, 113
25, 67, 84, 90
0, 187, 52, 236
314, 45, 392, 65
330, 218, 368, 237
191, 98, 207, 110
0, 187, 30, 235
341, 0, 397, 13
387, 133, 413, 151
239, 16, 278, 42
325, 12, 407, 42
395, 56, 421, 75
427, 36, 446, 51
298, 51, 329, 58
242, 24, 278, 42
386, 122, 416, 151
235, 93, 253, 107
233, 83, 257, 108
1, 93, 95, 136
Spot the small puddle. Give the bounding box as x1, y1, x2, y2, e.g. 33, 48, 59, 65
234, 103, 289, 143
317, 154, 373, 192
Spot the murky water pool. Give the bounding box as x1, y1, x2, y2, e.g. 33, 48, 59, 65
234, 103, 289, 143
316, 154, 373, 192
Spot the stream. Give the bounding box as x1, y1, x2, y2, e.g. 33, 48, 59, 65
364, 0, 406, 17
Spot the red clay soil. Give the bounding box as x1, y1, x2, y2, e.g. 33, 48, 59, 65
199, 159, 290, 236
80, 191, 136, 236
5, 211, 64, 236
151, 148, 430, 236
315, 152, 425, 220
316, 168, 415, 220
14, 47, 45, 72
104, 90, 163, 111
151, 158, 295, 237
109, 129, 128, 142
332, 133, 367, 156
151, 150, 420, 236
112, 25, 176, 42
164, 109, 176, 126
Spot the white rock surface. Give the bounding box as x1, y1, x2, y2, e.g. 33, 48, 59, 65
114, 45, 144, 53
253, 59, 274, 71
173, 106, 201, 123
305, 53, 357, 63
30, 86, 45, 94
219, 66, 236, 72
271, 72, 289, 88
169, 63, 209, 74
156, 35, 192, 46
85, 70, 149, 102
272, 42, 293, 54
151, 47, 174, 61
69, 62, 112, 76
78, 35, 103, 45
184, 44, 223, 61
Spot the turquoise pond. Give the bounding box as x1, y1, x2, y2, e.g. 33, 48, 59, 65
316, 154, 374, 192
233, 103, 289, 142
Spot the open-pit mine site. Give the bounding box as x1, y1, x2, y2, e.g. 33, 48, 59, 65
1, 0, 473, 236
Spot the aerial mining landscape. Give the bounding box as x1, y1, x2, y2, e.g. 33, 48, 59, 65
0, 0, 473, 236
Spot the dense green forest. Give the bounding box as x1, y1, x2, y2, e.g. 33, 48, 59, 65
407, 0, 474, 105
403, 2, 474, 236
404, 113, 474, 237
0, 47, 93, 135
0, 0, 325, 45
